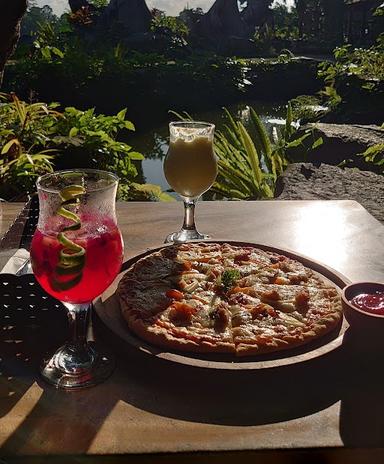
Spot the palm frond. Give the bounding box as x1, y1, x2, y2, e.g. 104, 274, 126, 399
250, 108, 272, 158
237, 122, 263, 186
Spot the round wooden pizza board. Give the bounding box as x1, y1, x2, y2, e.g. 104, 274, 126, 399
93, 241, 351, 370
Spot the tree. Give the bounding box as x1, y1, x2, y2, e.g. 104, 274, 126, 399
0, 0, 28, 87
179, 7, 204, 30
271, 2, 299, 39
21, 5, 58, 38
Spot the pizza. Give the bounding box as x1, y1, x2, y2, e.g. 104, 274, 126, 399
117, 242, 342, 356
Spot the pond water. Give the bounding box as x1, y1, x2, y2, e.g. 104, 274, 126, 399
128, 99, 286, 195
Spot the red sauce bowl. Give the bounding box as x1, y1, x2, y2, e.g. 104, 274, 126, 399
342, 282, 384, 334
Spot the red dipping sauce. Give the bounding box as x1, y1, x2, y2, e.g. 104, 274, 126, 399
350, 292, 384, 315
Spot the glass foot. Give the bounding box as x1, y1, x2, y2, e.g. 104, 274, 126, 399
164, 229, 210, 244
40, 342, 115, 390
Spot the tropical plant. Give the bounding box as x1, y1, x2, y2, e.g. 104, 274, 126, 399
338, 142, 384, 175
119, 182, 175, 202
0, 93, 58, 198
151, 12, 189, 47
374, 4, 384, 17
0, 93, 172, 201
32, 21, 65, 62
6, 35, 245, 121
319, 40, 384, 84
270, 3, 299, 40
358, 143, 384, 175
211, 104, 322, 200
289, 94, 327, 122
212, 108, 281, 199
51, 106, 142, 176
21, 4, 58, 38
318, 36, 384, 109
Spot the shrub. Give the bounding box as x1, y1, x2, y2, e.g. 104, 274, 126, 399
4, 19, 245, 122
318, 35, 384, 108
289, 95, 328, 123
151, 12, 189, 48
211, 105, 322, 200
0, 93, 172, 201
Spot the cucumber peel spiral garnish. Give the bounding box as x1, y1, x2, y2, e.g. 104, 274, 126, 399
53, 185, 86, 291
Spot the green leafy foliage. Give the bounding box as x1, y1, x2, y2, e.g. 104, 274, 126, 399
7, 27, 245, 122
212, 105, 299, 200
211, 104, 322, 200
319, 41, 384, 83
52, 107, 141, 178
270, 3, 299, 39
358, 143, 384, 174
289, 95, 327, 122
0, 93, 58, 198
89, 0, 109, 7
318, 36, 384, 108
21, 5, 58, 39
0, 93, 169, 201
32, 21, 65, 62
151, 11, 189, 48
119, 183, 175, 202
338, 140, 384, 175
374, 5, 384, 17
220, 269, 241, 292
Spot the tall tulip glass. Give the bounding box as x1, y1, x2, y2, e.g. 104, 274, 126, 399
30, 169, 124, 390
163, 121, 217, 243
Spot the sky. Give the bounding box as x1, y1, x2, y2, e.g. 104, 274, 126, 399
35, 0, 294, 17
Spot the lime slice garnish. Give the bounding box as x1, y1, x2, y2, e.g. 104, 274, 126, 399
54, 184, 86, 291
59, 185, 86, 201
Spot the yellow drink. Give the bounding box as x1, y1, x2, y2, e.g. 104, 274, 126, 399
164, 136, 217, 198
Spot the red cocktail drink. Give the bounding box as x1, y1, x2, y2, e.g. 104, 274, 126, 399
31, 219, 123, 304
32, 169, 123, 390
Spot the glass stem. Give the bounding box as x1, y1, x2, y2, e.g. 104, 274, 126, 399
65, 303, 91, 356
182, 198, 197, 231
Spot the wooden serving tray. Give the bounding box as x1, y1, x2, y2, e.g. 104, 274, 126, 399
94, 241, 351, 370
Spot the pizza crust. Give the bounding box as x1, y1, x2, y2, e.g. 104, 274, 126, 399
117, 243, 343, 357
126, 314, 236, 354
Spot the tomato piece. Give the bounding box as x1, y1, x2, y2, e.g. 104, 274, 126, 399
234, 252, 250, 263
274, 276, 289, 285
295, 290, 310, 307
266, 307, 279, 318
169, 301, 197, 324
171, 301, 197, 315
166, 289, 184, 300
261, 289, 280, 301
229, 286, 256, 296
183, 261, 192, 271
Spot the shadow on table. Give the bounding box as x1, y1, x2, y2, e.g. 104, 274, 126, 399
90, 290, 346, 428
105, 344, 345, 425
339, 330, 384, 448
0, 274, 117, 455
0, 274, 68, 417
3, 273, 384, 456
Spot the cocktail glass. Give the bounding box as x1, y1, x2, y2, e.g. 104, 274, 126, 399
163, 121, 216, 243
30, 169, 123, 389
